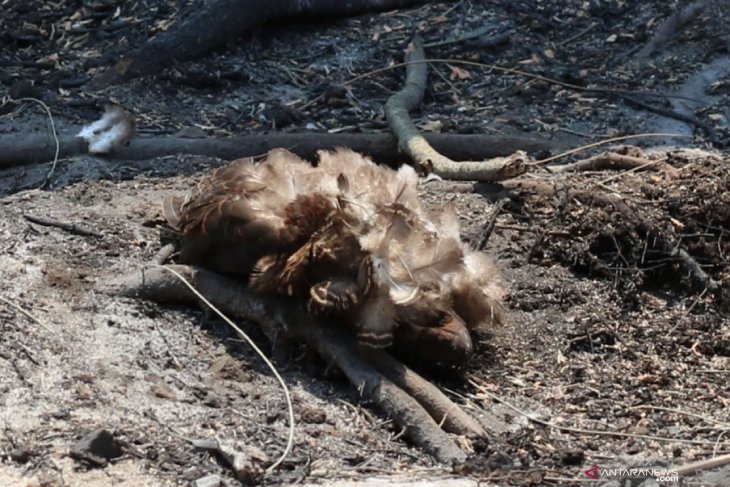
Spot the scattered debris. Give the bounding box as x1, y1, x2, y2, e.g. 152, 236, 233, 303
69, 429, 124, 467
24, 213, 103, 239
191, 473, 223, 487
193, 439, 270, 485
9, 447, 33, 464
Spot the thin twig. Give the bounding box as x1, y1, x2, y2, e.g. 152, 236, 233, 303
673, 452, 730, 477
621, 93, 720, 143
424, 28, 511, 49
13, 98, 60, 185
23, 214, 103, 239
595, 157, 672, 185
473, 200, 505, 250
149, 265, 295, 475
469, 380, 730, 447
630, 405, 730, 428
0, 295, 54, 333
345, 59, 705, 103
548, 151, 675, 178
533, 133, 688, 166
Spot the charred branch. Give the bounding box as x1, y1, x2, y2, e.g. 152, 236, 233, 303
0, 132, 557, 170
385, 37, 527, 181
104, 265, 484, 464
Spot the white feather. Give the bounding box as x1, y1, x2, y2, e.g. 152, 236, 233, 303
77, 106, 135, 154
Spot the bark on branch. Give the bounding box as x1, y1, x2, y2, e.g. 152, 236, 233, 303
103, 265, 486, 464
385, 37, 528, 181
0, 132, 557, 170
547, 150, 679, 177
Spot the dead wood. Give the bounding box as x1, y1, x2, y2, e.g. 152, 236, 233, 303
364, 349, 486, 438
674, 452, 730, 477
671, 247, 721, 296
0, 132, 557, 170
632, 0, 713, 65
151, 243, 177, 266
548, 150, 679, 177
384, 37, 528, 181
23, 214, 102, 239
472, 200, 505, 251
104, 264, 477, 464
86, 0, 431, 90
500, 178, 559, 197
621, 94, 720, 144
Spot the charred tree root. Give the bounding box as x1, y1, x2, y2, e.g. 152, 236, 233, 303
87, 0, 430, 89
621, 94, 720, 144
365, 349, 486, 438
103, 265, 484, 464
385, 37, 527, 181
631, 0, 713, 65
0, 132, 557, 170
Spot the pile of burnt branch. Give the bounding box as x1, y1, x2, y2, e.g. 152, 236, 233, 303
498, 147, 728, 308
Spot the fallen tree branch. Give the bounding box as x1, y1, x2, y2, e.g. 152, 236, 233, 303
103, 265, 477, 464
472, 200, 505, 251
670, 246, 721, 296
0, 132, 556, 170
87, 0, 430, 89
384, 37, 527, 181
365, 349, 486, 438
423, 27, 511, 49
548, 150, 679, 178
621, 94, 720, 144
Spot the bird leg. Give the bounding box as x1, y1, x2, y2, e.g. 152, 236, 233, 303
104, 265, 485, 464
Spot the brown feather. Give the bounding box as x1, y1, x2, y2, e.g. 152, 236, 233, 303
165, 148, 506, 362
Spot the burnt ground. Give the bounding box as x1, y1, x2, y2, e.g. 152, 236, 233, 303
0, 1, 729, 486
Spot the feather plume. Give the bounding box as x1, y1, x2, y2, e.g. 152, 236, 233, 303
451, 251, 506, 328
77, 106, 135, 154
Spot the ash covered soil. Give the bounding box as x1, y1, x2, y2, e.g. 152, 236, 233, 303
1, 1, 729, 486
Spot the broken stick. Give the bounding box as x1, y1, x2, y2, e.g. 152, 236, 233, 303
547, 150, 679, 177
631, 0, 713, 66
385, 37, 527, 181
23, 214, 102, 239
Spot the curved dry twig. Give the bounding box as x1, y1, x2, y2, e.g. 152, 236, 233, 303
384, 37, 527, 181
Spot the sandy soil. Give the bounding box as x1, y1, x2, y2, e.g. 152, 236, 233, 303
1, 1, 728, 486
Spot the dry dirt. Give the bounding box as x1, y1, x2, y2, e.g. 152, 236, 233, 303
1, 1, 729, 486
